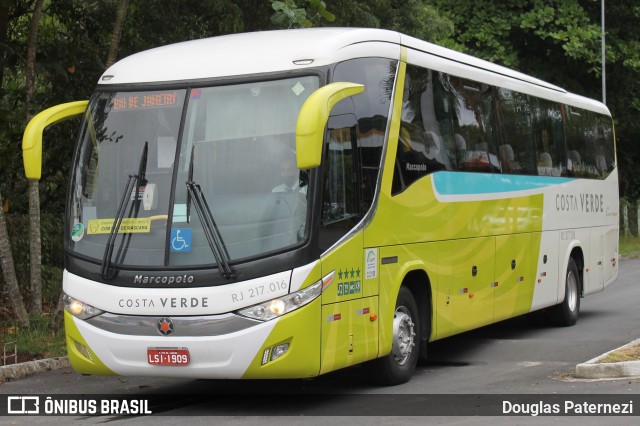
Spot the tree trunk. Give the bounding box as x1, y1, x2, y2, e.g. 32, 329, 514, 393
28, 181, 42, 315
26, 0, 44, 316
53, 290, 65, 328
105, 0, 129, 68
0, 194, 29, 327
25, 0, 43, 118
0, 2, 9, 88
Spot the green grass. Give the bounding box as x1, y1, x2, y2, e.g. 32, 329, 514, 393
2, 316, 66, 362
597, 343, 640, 363
619, 236, 640, 256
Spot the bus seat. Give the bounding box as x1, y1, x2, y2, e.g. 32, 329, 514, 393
423, 131, 441, 159
567, 150, 581, 172
539, 152, 552, 167
567, 150, 581, 164
454, 134, 467, 168
596, 154, 607, 172
499, 144, 518, 172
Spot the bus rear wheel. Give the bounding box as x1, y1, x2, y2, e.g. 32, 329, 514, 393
369, 286, 420, 385
552, 257, 581, 326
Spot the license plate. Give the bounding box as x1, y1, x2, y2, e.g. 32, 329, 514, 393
147, 348, 190, 366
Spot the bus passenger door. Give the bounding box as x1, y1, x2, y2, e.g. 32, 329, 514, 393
319, 233, 379, 374
440, 237, 495, 334
318, 117, 380, 374
494, 233, 532, 322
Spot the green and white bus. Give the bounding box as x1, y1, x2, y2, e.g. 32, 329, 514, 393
23, 28, 618, 385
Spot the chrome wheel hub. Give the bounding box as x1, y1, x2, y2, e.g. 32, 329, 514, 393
567, 271, 578, 312
392, 306, 416, 366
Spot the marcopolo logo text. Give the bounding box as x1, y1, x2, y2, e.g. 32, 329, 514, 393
134, 274, 194, 285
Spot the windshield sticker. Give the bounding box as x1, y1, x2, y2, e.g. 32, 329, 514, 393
291, 82, 305, 96
87, 218, 151, 234
71, 223, 85, 242
112, 92, 179, 111
172, 204, 187, 223
170, 228, 192, 253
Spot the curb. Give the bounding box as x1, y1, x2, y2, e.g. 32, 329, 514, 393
575, 338, 640, 379
0, 356, 70, 382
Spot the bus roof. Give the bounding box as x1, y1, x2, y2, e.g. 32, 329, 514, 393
100, 28, 400, 85
100, 28, 609, 116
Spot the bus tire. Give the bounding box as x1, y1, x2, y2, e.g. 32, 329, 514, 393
369, 286, 420, 385
552, 257, 581, 326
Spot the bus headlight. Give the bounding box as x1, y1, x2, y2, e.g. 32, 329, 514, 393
63, 294, 103, 320
237, 281, 321, 321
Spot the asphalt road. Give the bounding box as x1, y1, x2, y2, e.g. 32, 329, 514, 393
2, 259, 640, 425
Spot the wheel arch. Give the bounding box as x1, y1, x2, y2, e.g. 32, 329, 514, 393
568, 245, 585, 297
398, 268, 433, 358
560, 242, 585, 302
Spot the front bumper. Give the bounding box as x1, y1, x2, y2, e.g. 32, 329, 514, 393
65, 296, 321, 379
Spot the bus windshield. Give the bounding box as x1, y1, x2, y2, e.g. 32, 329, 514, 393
67, 76, 319, 269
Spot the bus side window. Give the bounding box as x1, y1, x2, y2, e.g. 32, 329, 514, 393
320, 57, 396, 251
594, 115, 615, 177
495, 87, 536, 175
565, 106, 615, 179
532, 98, 565, 177
565, 106, 589, 177
450, 77, 498, 173
393, 66, 451, 195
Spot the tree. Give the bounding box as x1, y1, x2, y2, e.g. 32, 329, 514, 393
585, 1, 640, 200
105, 0, 128, 68
1, 0, 30, 326
432, 0, 640, 199
270, 0, 335, 28
0, 194, 29, 326
25, 0, 44, 316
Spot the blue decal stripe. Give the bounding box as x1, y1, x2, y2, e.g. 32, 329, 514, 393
433, 172, 575, 195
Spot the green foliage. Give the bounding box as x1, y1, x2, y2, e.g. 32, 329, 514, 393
619, 235, 640, 256
433, 0, 640, 200
324, 0, 456, 45
2, 315, 67, 360
0, 213, 64, 305
271, 0, 335, 28
433, 0, 603, 74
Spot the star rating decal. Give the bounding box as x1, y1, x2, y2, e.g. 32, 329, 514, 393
336, 267, 362, 297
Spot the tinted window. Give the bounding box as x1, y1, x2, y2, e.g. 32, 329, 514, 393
594, 115, 615, 177
531, 98, 565, 176
393, 66, 452, 194
495, 88, 536, 175
320, 58, 396, 250
390, 60, 614, 184
450, 77, 499, 173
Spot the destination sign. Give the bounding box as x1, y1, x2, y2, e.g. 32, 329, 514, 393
112, 92, 179, 111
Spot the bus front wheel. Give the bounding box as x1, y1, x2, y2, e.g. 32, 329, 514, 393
369, 286, 420, 385
552, 257, 581, 326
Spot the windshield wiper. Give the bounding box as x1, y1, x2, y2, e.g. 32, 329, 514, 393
185, 148, 236, 279
100, 142, 148, 280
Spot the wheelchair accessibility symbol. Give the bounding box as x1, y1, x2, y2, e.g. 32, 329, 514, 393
170, 228, 192, 253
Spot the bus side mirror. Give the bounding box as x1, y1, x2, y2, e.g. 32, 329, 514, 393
22, 100, 89, 180
295, 82, 364, 170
